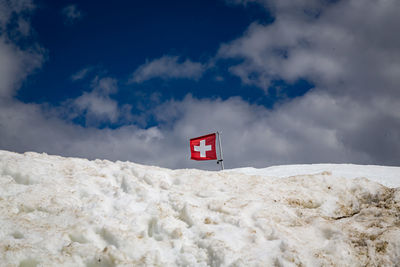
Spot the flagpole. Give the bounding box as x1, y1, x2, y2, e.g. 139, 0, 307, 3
217, 131, 224, 170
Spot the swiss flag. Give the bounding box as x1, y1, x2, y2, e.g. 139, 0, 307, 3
190, 133, 217, 161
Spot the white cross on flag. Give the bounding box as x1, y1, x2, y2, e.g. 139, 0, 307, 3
190, 133, 217, 161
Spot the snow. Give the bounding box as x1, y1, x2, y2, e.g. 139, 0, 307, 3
230, 164, 400, 188
0, 150, 399, 266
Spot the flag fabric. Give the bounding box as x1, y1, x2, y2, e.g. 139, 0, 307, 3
190, 133, 217, 161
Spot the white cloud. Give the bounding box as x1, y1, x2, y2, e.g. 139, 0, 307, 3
69, 91, 119, 125
130, 55, 207, 83
0, 0, 34, 29
4, 91, 397, 170
0, 99, 164, 165
219, 0, 400, 96
61, 4, 83, 25
0, 1, 44, 99
90, 76, 118, 95
71, 67, 92, 81
215, 0, 400, 165
62, 77, 134, 126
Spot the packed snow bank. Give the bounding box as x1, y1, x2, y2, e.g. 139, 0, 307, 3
229, 164, 400, 188
0, 150, 399, 266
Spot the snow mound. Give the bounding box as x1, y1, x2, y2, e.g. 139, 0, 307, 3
230, 164, 400, 188
0, 150, 399, 266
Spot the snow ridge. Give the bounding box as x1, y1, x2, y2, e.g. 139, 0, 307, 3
0, 150, 399, 266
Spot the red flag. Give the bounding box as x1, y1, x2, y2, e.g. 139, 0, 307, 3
190, 133, 217, 161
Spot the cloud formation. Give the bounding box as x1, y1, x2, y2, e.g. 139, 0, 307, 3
71, 67, 93, 81
0, 0, 34, 28
219, 0, 400, 97
130, 55, 206, 83
216, 0, 400, 165
0, 0, 44, 99
61, 77, 135, 127
61, 4, 83, 25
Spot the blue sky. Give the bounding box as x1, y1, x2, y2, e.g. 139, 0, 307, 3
19, 0, 309, 117
18, 1, 311, 110
22, 1, 260, 101
1, 0, 399, 169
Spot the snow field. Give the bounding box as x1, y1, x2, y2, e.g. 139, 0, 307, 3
0, 150, 399, 266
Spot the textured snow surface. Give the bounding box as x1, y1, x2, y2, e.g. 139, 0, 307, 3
0, 150, 399, 266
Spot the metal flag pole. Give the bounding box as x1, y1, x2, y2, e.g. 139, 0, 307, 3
216, 131, 224, 170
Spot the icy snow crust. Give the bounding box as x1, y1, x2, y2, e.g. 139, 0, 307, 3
0, 150, 399, 266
